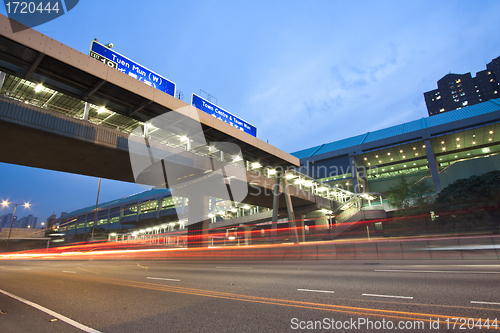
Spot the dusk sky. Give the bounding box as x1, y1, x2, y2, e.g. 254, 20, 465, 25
1, 1, 500, 225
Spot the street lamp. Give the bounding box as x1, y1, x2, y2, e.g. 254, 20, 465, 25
91, 178, 101, 241
2, 200, 30, 251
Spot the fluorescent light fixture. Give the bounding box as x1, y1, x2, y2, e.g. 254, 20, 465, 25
251, 162, 261, 169
34, 84, 43, 92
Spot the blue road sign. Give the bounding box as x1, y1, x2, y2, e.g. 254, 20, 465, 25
89, 41, 176, 97
191, 94, 257, 137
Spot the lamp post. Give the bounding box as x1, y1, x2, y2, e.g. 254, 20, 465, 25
2, 200, 30, 251
91, 178, 101, 241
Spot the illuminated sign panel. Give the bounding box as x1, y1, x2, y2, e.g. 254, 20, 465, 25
191, 94, 257, 137
89, 41, 176, 97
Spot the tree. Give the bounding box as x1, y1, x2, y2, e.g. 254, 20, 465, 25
387, 177, 433, 215
434, 170, 500, 232
384, 177, 433, 236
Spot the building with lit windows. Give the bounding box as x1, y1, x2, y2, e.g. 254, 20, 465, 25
424, 56, 500, 116
292, 98, 500, 196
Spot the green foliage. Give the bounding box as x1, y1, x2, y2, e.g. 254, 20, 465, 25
434, 170, 500, 232
435, 170, 500, 208
386, 177, 433, 216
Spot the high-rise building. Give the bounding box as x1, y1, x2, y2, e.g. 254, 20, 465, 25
22, 215, 37, 228
19, 216, 28, 228
487, 56, 500, 82
0, 213, 15, 230
0, 214, 9, 229
1, 214, 38, 229
424, 56, 500, 116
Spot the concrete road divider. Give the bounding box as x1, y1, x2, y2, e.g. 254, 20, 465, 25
300, 244, 318, 260
492, 236, 500, 259
458, 236, 498, 260
316, 242, 336, 260
252, 246, 270, 260
401, 239, 431, 260
283, 245, 301, 260
89, 235, 500, 261
335, 242, 355, 260
376, 240, 403, 260
354, 242, 377, 260
427, 238, 462, 260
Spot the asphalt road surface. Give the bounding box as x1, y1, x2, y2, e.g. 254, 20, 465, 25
1, 259, 500, 332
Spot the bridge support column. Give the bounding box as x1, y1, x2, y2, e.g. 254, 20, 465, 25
271, 173, 280, 243
271, 172, 299, 244
243, 226, 252, 245
83, 102, 90, 121
282, 176, 299, 244
187, 195, 209, 248
295, 215, 305, 243
349, 155, 361, 193
0, 72, 5, 91
424, 139, 442, 193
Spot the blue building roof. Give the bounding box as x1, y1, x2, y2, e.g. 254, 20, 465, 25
292, 98, 500, 159
60, 188, 171, 219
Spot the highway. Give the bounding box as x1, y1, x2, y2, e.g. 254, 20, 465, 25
1, 260, 500, 332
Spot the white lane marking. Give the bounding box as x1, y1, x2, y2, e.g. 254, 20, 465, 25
363, 293, 413, 300
297, 289, 334, 294
471, 301, 500, 306
63, 271, 76, 274
147, 277, 180, 282
375, 269, 500, 274
0, 288, 101, 333
407, 265, 500, 267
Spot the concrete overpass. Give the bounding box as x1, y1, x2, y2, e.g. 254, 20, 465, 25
0, 15, 382, 245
